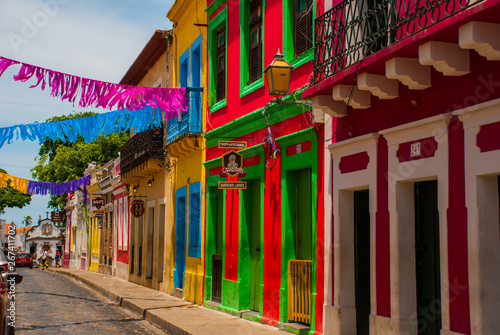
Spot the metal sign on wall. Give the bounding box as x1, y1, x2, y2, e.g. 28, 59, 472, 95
92, 197, 105, 210
218, 182, 247, 190
51, 211, 63, 222
218, 141, 247, 150
130, 200, 145, 218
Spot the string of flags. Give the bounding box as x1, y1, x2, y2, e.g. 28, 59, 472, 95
0, 173, 90, 196
0, 104, 163, 148
0, 56, 188, 116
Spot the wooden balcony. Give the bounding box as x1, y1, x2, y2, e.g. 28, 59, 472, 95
120, 127, 164, 181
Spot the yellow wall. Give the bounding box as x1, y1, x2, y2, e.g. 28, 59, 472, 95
89, 216, 100, 272
137, 50, 167, 88
168, 0, 207, 305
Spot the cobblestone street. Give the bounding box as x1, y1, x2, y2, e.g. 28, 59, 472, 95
14, 268, 169, 335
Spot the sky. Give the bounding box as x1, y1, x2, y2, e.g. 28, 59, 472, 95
0, 0, 175, 226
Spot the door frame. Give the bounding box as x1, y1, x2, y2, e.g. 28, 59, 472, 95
381, 114, 451, 334
239, 144, 265, 313
203, 158, 225, 303
174, 186, 187, 290
278, 129, 318, 326
328, 132, 378, 334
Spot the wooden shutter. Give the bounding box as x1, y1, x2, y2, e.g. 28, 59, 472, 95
294, 0, 312, 58
216, 27, 226, 102
248, 0, 262, 84
188, 182, 201, 258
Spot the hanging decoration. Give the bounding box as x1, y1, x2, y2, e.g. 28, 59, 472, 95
0, 172, 90, 196
0, 56, 188, 117
0, 173, 29, 193
0, 104, 163, 149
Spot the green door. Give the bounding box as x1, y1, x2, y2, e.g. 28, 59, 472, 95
415, 181, 441, 335
248, 180, 262, 311
296, 168, 312, 260
212, 188, 224, 303
354, 190, 370, 335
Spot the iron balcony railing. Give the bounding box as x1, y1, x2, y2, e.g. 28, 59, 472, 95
120, 127, 164, 174
167, 87, 203, 145
314, 0, 485, 83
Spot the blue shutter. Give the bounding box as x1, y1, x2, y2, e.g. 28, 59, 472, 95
188, 182, 202, 258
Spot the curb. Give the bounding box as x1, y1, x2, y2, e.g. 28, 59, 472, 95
47, 269, 179, 332
47, 269, 283, 335
47, 269, 121, 304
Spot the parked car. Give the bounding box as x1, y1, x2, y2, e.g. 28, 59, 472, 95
14, 253, 32, 269
0, 248, 22, 335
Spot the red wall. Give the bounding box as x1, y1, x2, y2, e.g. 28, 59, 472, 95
207, 0, 324, 329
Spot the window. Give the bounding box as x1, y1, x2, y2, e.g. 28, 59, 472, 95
180, 48, 189, 88
294, 0, 312, 58
123, 196, 128, 250
216, 26, 226, 103
188, 182, 202, 258
118, 198, 123, 250
248, 0, 263, 84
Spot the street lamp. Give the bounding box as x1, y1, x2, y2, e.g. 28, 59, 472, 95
147, 177, 154, 187
264, 50, 294, 98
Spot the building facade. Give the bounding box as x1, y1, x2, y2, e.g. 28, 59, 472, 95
203, 0, 324, 332
25, 217, 64, 266
167, 0, 207, 306
120, 29, 170, 291
305, 1, 500, 334
87, 165, 101, 272
111, 157, 129, 280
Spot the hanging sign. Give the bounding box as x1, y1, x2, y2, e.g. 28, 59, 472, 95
92, 197, 105, 209
218, 181, 247, 190
130, 200, 145, 218
51, 211, 63, 223
220, 151, 246, 177
218, 141, 247, 149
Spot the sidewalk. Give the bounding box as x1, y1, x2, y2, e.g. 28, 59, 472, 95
47, 267, 282, 335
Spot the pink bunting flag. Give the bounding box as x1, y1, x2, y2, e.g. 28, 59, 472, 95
0, 56, 189, 119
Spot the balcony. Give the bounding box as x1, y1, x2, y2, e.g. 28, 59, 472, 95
313, 0, 485, 83
120, 127, 164, 175
166, 87, 203, 145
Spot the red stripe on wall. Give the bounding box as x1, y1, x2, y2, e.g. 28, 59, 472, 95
447, 116, 471, 333
339, 151, 370, 174
396, 136, 438, 162
262, 147, 282, 324
314, 125, 325, 335
477, 120, 500, 153
376, 135, 391, 317
224, 176, 239, 281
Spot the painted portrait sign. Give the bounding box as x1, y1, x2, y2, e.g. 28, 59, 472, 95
220, 150, 246, 177
130, 200, 145, 218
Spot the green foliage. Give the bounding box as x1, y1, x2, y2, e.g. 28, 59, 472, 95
22, 215, 33, 227
31, 112, 130, 211
0, 169, 31, 214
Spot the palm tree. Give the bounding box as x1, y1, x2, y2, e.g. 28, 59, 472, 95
22, 215, 33, 227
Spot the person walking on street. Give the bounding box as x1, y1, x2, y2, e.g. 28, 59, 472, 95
55, 251, 60, 268
41, 249, 48, 270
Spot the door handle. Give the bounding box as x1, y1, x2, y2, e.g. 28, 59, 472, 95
256, 247, 261, 252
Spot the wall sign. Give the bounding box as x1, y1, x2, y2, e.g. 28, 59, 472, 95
92, 197, 105, 209
51, 211, 63, 222
220, 150, 246, 177
130, 200, 145, 218
218, 141, 247, 149
218, 182, 247, 190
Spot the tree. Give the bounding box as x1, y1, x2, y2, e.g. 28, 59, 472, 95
22, 215, 33, 227
0, 169, 32, 214
31, 112, 130, 211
